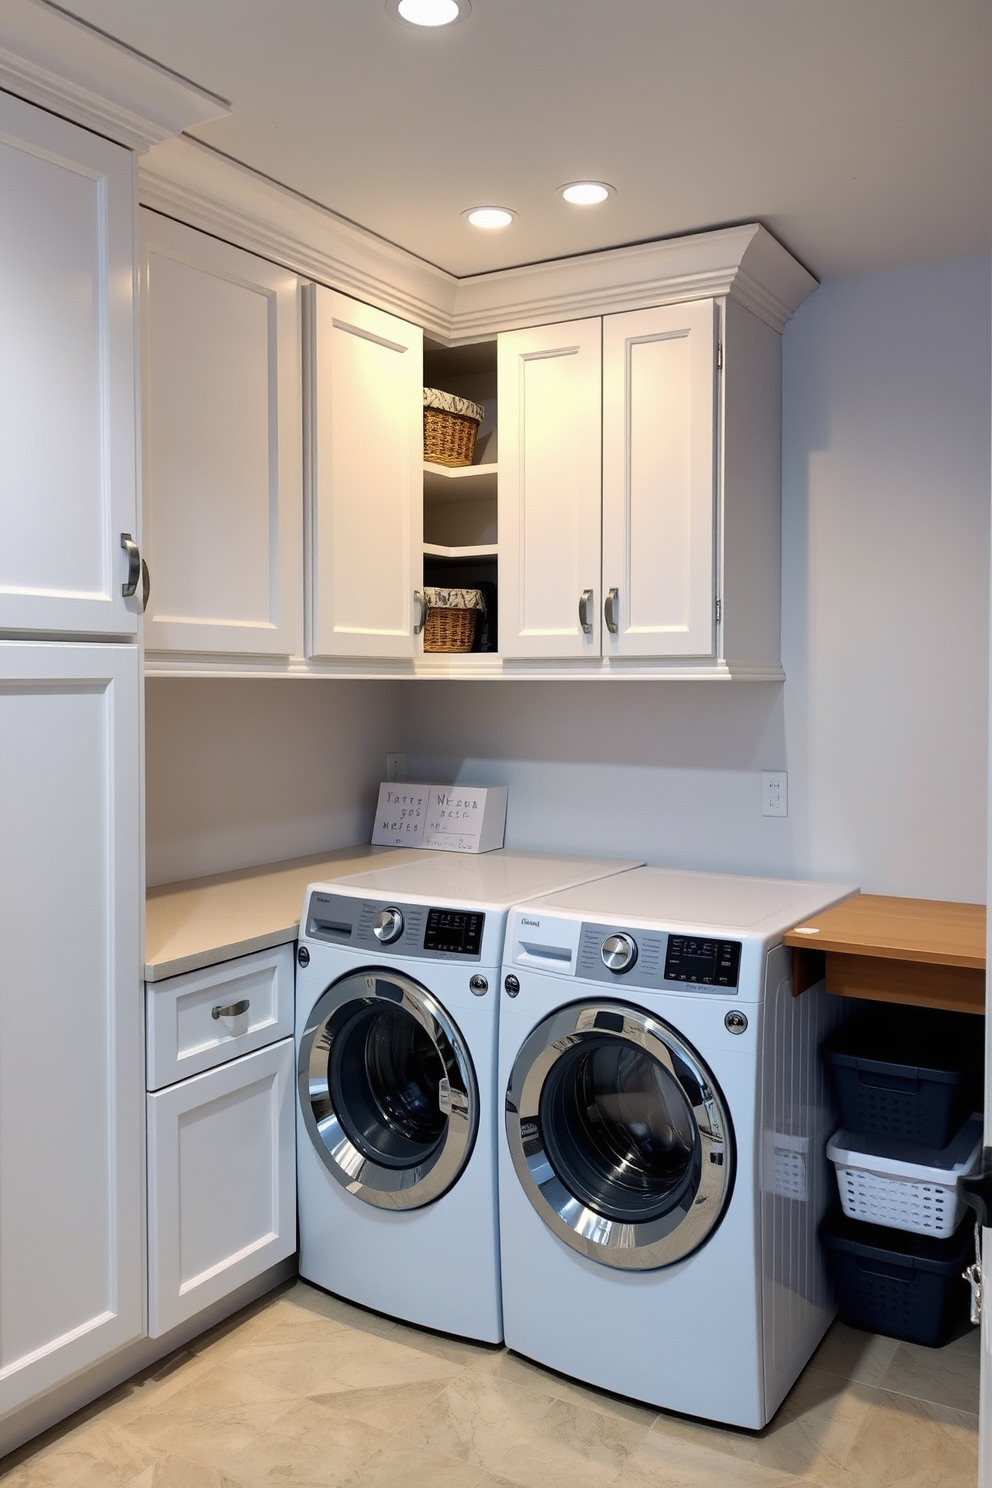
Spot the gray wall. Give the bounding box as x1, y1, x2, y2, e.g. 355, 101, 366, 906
404, 255, 992, 899
145, 679, 401, 886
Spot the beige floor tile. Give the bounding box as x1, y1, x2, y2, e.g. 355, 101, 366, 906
490, 1395, 650, 1488
471, 1349, 658, 1428
308, 1377, 452, 1430
0, 1421, 164, 1488
610, 1428, 795, 1488
806, 1321, 901, 1389
224, 1327, 464, 1397
385, 1318, 497, 1369
398, 1370, 558, 1467
829, 1387, 978, 1488
216, 1398, 390, 1488
340, 1442, 489, 1488
877, 1328, 981, 1415
643, 1367, 874, 1485
280, 1283, 402, 1339
120, 1363, 300, 1467
126, 1458, 247, 1488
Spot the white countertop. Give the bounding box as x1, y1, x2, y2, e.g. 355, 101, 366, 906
145, 846, 432, 982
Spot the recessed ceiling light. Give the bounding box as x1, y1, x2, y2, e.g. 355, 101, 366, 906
463, 206, 515, 229
389, 0, 469, 26
559, 181, 615, 206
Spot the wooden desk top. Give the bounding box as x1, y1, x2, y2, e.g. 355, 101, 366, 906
784, 894, 986, 970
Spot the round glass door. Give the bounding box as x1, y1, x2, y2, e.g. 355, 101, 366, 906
505, 1003, 733, 1268
299, 969, 478, 1210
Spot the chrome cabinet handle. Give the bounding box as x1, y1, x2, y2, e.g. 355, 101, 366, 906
413, 590, 426, 635
212, 999, 250, 1020
578, 589, 594, 635
604, 587, 619, 635
141, 559, 151, 613
120, 533, 140, 598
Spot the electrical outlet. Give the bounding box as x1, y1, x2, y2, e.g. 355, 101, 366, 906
761, 770, 788, 818
385, 753, 407, 782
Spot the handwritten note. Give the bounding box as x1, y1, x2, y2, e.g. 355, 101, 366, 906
371, 783, 507, 853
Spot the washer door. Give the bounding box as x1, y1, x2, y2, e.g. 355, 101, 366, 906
300, 969, 479, 1211
505, 1002, 733, 1269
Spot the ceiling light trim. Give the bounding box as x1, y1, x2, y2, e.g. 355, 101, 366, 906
463, 206, 516, 229
559, 181, 615, 205
0, 0, 229, 151
386, 0, 471, 27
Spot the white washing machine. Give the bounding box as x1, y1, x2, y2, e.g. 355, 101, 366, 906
295, 850, 640, 1343
497, 866, 856, 1426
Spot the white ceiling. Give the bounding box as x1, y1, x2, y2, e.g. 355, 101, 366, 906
60, 0, 991, 281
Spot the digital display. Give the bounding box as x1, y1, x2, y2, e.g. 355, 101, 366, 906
664, 937, 741, 988
423, 907, 485, 956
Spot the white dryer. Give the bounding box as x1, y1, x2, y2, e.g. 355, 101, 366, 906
295, 850, 640, 1343
498, 867, 855, 1426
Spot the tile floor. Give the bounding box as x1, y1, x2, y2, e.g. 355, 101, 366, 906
0, 1280, 980, 1488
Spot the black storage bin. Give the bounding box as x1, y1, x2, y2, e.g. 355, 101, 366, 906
821, 1209, 973, 1347
821, 1005, 982, 1147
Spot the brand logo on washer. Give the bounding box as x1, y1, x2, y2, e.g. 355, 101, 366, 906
520, 917, 541, 927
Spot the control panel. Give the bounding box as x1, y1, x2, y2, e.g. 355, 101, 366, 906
305, 891, 485, 962
573, 923, 742, 992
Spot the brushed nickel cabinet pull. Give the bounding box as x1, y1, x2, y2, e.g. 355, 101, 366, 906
604, 587, 619, 635
212, 999, 250, 1020
120, 533, 140, 598
578, 589, 594, 634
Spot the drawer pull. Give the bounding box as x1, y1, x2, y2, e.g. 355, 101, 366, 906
212, 999, 250, 1020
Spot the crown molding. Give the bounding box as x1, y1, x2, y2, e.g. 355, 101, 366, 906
140, 137, 817, 342
0, 0, 228, 150
450, 225, 817, 339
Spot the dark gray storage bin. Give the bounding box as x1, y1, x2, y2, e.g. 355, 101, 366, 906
821, 1208, 973, 1347
821, 1005, 982, 1147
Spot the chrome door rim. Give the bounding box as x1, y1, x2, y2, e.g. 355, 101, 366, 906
505, 1001, 733, 1269
299, 968, 478, 1211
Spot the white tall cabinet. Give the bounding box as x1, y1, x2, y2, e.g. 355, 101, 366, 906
0, 93, 143, 1420
0, 91, 138, 637
141, 212, 303, 658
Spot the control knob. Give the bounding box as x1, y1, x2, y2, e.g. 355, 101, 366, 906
601, 932, 637, 973
373, 907, 404, 944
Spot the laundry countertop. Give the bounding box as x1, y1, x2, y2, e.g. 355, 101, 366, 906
145, 845, 430, 982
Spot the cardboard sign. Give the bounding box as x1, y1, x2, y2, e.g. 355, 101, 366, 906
371, 783, 507, 853
371, 783, 431, 847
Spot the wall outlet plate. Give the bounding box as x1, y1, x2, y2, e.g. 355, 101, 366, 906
761, 770, 788, 817
385, 753, 407, 782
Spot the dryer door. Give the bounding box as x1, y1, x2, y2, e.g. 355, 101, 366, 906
505, 1001, 733, 1269
300, 969, 479, 1211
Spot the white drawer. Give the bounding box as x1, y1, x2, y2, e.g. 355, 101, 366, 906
146, 944, 294, 1091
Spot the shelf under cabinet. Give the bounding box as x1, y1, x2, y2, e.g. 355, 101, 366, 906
424, 462, 498, 503
423, 542, 498, 561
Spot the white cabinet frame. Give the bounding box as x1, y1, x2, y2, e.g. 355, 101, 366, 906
140, 212, 303, 658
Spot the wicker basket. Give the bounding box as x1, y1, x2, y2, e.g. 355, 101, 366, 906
423, 388, 485, 468
423, 587, 485, 653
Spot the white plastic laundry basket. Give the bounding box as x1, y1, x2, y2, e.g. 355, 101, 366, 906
827, 1117, 982, 1237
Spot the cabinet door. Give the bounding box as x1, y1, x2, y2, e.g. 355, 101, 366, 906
0, 643, 143, 1416
498, 320, 602, 659
309, 286, 422, 659
141, 214, 303, 657
146, 1039, 296, 1339
602, 300, 718, 658
0, 93, 138, 637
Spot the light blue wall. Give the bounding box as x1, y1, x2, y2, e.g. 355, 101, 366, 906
405, 254, 992, 898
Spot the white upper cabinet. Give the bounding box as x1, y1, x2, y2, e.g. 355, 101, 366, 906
497, 320, 602, 659
308, 286, 422, 660
602, 301, 718, 659
0, 91, 138, 637
141, 213, 303, 657
0, 643, 143, 1416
